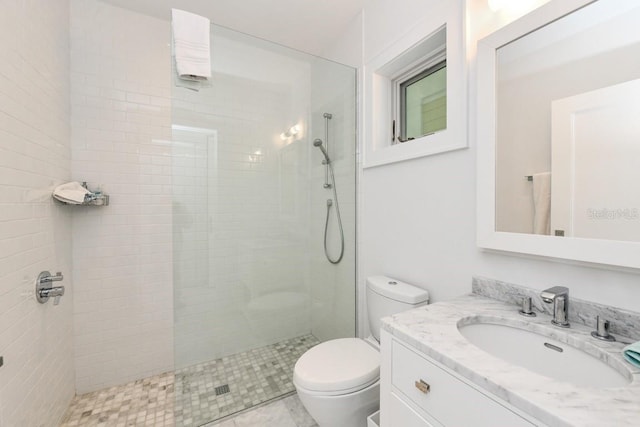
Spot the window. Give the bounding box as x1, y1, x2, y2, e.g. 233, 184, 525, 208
363, 10, 467, 168
393, 54, 446, 144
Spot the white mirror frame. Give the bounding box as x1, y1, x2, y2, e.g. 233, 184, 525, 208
477, 0, 640, 270
363, 0, 466, 169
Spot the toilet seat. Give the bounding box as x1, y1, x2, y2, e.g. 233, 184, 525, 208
293, 338, 380, 395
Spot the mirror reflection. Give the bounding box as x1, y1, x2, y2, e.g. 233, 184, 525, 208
495, 0, 640, 241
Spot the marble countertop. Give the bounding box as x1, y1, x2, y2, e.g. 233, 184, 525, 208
381, 293, 640, 427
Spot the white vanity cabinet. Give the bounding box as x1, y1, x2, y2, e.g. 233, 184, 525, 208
380, 329, 540, 427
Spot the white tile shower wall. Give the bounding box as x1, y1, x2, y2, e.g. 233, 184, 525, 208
0, 0, 75, 425
69, 0, 174, 393
172, 31, 314, 368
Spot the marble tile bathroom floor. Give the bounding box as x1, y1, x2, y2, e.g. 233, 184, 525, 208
60, 335, 319, 427
205, 395, 317, 427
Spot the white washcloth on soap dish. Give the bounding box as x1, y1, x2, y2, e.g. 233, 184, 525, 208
53, 182, 90, 204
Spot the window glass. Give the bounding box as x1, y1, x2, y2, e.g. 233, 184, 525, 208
399, 61, 447, 141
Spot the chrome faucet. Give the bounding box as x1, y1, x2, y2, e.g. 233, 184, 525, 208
540, 286, 570, 328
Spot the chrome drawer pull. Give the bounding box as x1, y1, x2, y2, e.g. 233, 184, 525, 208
415, 379, 430, 394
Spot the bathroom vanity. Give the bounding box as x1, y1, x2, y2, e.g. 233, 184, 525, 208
378, 279, 640, 426
378, 0, 640, 421
380, 333, 537, 426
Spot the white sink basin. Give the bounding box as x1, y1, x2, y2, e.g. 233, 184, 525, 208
458, 320, 630, 388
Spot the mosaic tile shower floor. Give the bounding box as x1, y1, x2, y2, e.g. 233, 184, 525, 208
60, 334, 319, 427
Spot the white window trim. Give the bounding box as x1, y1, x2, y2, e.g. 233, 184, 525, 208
363, 0, 467, 169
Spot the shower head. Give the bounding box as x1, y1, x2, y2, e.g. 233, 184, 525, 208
313, 138, 330, 163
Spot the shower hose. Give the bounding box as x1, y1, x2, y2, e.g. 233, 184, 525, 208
324, 160, 345, 264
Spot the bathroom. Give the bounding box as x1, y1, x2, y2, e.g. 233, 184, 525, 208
2, 0, 640, 426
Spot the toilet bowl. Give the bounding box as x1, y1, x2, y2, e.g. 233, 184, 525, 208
294, 338, 380, 427
293, 276, 429, 427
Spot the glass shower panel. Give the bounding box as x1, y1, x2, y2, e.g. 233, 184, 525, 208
309, 58, 358, 344
171, 24, 356, 425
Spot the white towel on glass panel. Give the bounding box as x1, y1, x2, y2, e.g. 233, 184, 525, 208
172, 9, 211, 80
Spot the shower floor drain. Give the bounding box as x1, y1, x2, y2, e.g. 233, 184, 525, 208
215, 384, 230, 396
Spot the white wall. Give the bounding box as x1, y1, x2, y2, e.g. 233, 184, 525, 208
70, 0, 174, 393
321, 12, 364, 69
358, 0, 479, 337
0, 0, 75, 425
350, 0, 640, 337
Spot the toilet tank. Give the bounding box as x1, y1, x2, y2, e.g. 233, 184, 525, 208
366, 276, 429, 341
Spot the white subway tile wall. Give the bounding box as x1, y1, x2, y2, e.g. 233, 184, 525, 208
0, 0, 75, 425
69, 0, 174, 393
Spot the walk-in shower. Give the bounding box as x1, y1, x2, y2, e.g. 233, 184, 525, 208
171, 23, 357, 425
0, 0, 356, 424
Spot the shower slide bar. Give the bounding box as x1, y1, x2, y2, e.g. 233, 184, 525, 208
322, 113, 332, 189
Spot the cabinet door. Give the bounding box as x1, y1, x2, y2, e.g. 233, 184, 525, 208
389, 392, 441, 427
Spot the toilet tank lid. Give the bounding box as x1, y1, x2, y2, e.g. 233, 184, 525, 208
367, 276, 429, 304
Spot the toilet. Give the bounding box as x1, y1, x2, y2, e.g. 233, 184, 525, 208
293, 276, 429, 427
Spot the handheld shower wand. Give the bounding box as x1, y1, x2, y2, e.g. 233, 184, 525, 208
313, 139, 330, 164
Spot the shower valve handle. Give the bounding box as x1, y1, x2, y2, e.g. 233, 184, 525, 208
36, 271, 65, 305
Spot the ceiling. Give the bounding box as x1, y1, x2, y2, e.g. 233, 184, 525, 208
100, 0, 365, 56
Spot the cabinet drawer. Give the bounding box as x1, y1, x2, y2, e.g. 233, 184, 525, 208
389, 392, 441, 427
392, 340, 535, 427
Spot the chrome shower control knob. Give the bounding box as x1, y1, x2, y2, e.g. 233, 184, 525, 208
36, 271, 65, 305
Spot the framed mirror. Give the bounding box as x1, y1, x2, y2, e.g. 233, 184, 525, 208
477, 0, 640, 269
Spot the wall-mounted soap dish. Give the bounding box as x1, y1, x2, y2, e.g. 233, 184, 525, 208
82, 192, 109, 206
52, 182, 110, 206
